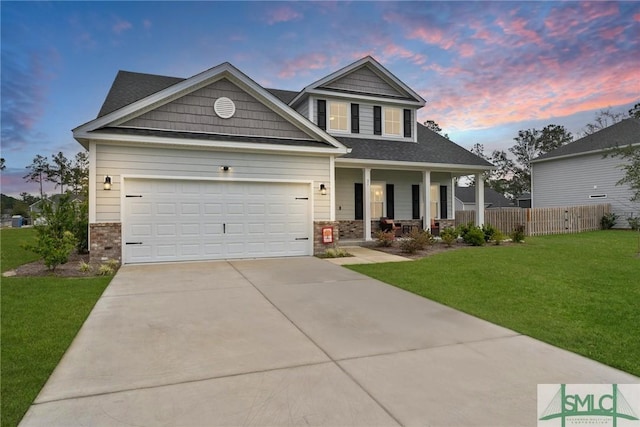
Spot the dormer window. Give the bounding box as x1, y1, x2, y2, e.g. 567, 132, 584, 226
329, 101, 348, 132
384, 107, 402, 136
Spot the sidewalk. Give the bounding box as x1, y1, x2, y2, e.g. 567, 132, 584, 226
322, 246, 411, 265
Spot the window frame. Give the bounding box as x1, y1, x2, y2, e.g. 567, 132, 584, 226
328, 100, 349, 133
383, 106, 402, 137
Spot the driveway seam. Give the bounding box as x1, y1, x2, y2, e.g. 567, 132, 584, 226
228, 261, 404, 427
31, 360, 337, 406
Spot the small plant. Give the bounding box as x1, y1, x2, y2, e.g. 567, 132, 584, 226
492, 230, 505, 246
439, 226, 458, 247
600, 212, 618, 229
462, 226, 485, 246
105, 258, 120, 269
511, 224, 526, 243
78, 261, 92, 273
628, 216, 640, 231
97, 264, 115, 276
399, 228, 434, 254
481, 223, 499, 242
375, 230, 395, 247
323, 247, 351, 258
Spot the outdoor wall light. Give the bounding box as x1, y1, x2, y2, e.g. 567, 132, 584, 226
103, 175, 112, 190
320, 183, 327, 195
221, 166, 230, 172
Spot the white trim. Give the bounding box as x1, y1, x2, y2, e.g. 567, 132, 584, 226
89, 141, 97, 224
336, 158, 493, 173
308, 96, 314, 121
78, 132, 348, 156
476, 176, 485, 225
304, 89, 424, 107
450, 177, 456, 220
423, 171, 431, 232
329, 156, 336, 221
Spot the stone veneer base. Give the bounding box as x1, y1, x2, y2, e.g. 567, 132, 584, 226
89, 223, 122, 265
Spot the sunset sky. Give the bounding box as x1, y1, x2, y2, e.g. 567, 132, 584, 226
2, 1, 639, 197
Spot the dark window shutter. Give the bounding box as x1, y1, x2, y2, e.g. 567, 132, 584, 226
440, 185, 448, 219
317, 100, 326, 130
354, 183, 363, 220
373, 106, 382, 135
351, 104, 359, 133
404, 109, 412, 138
412, 185, 420, 219
386, 184, 395, 219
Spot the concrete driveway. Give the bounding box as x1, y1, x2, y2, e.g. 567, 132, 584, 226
20, 257, 637, 427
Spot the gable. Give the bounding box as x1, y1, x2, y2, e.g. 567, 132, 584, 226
321, 65, 411, 99
120, 78, 310, 140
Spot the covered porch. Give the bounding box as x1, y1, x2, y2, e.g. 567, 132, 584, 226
332, 165, 487, 241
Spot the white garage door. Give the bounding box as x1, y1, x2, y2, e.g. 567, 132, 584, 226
123, 179, 311, 263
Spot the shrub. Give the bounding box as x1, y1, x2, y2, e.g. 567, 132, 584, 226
375, 230, 395, 247
481, 223, 499, 242
628, 216, 640, 231
25, 197, 78, 271
600, 213, 618, 230
492, 230, 505, 245
105, 258, 120, 269
511, 224, 526, 243
400, 228, 434, 254
462, 226, 485, 246
78, 261, 92, 273
324, 247, 351, 258
97, 264, 115, 276
439, 227, 458, 247
456, 222, 474, 240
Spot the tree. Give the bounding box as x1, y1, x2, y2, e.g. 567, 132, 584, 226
509, 124, 573, 196
48, 152, 72, 194
69, 151, 89, 195
0, 158, 5, 170
24, 155, 50, 199
582, 108, 625, 136
423, 119, 449, 139
606, 145, 640, 202
468, 144, 519, 197
20, 192, 39, 206
629, 103, 640, 120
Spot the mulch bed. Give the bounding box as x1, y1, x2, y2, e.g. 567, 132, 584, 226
364, 240, 514, 260
10, 252, 95, 277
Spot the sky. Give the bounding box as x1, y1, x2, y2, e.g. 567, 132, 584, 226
1, 1, 639, 197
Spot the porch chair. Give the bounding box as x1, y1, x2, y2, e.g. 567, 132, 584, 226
379, 217, 402, 237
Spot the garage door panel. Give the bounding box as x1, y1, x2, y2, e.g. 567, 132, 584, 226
124, 179, 311, 263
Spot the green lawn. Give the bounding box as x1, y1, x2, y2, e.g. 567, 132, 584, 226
1, 228, 111, 427
348, 230, 640, 376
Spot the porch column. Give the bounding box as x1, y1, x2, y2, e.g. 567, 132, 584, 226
423, 170, 431, 231
364, 168, 372, 241
475, 174, 485, 225
450, 177, 456, 220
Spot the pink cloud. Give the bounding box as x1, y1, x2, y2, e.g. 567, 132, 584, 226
278, 52, 329, 79
407, 27, 454, 50
382, 43, 427, 66
265, 6, 302, 25
599, 26, 624, 40
635, 13, 640, 22
143, 19, 152, 30
112, 18, 132, 34
458, 43, 475, 58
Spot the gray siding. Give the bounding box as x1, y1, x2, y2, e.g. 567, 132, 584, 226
532, 153, 638, 223
323, 66, 409, 98
94, 143, 331, 223
122, 78, 310, 139
295, 96, 309, 119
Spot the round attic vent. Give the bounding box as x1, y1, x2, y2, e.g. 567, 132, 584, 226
214, 97, 236, 119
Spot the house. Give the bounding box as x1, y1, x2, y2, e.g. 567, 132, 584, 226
515, 193, 531, 209
29, 193, 84, 215
531, 118, 640, 226
73, 56, 492, 264
454, 186, 515, 211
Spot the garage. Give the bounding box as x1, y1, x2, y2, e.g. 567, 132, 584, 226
123, 179, 312, 264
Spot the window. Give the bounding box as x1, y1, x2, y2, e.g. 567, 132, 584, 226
430, 185, 440, 219
589, 194, 607, 199
384, 107, 401, 136
371, 183, 385, 218
373, 106, 382, 135
317, 100, 326, 130
351, 104, 359, 133
329, 101, 348, 132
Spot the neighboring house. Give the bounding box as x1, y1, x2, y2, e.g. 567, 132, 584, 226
74, 56, 492, 264
29, 194, 83, 215
516, 193, 531, 209
531, 118, 640, 226
454, 186, 515, 211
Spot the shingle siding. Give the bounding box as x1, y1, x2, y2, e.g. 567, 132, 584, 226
122, 78, 310, 139
532, 153, 637, 223
94, 143, 331, 223
322, 66, 408, 98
